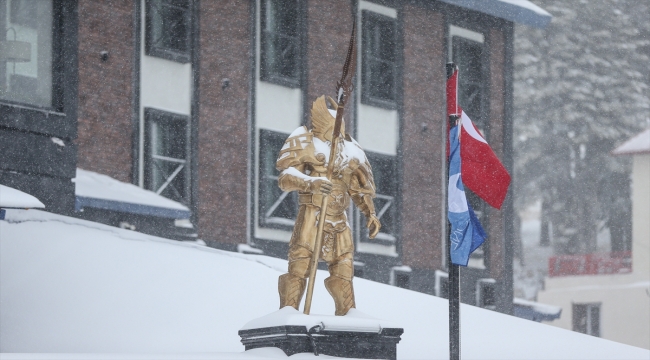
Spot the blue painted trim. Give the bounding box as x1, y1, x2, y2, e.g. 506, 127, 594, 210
75, 196, 191, 219
513, 304, 562, 322
0, 209, 5, 220
439, 0, 551, 28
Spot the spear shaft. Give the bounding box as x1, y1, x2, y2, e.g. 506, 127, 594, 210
303, 20, 357, 315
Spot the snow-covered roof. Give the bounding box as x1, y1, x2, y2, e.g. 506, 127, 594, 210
0, 184, 45, 209
439, 0, 552, 28
612, 128, 650, 156
1, 209, 648, 359
513, 297, 562, 322
74, 168, 190, 219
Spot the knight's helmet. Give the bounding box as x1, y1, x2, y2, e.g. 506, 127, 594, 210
311, 95, 344, 142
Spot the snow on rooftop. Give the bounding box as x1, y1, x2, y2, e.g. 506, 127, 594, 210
513, 297, 561, 316
1, 209, 648, 359
74, 168, 189, 212
613, 128, 650, 155
0, 185, 45, 209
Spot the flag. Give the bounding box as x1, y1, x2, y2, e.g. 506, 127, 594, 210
448, 123, 488, 266
459, 111, 511, 210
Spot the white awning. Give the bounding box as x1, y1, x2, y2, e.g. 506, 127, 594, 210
439, 0, 552, 28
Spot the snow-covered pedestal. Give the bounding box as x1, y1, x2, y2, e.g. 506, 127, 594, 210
239, 307, 404, 359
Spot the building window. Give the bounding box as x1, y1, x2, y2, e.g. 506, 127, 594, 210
0, 0, 54, 108
260, 0, 300, 87
361, 10, 396, 108
476, 279, 496, 310
434, 270, 449, 299
146, 0, 192, 63
144, 108, 190, 205
390, 266, 411, 289
359, 152, 397, 245
449, 26, 485, 128
259, 129, 298, 229
573, 303, 601, 337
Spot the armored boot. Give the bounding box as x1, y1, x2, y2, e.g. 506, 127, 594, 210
278, 273, 306, 310
324, 276, 356, 316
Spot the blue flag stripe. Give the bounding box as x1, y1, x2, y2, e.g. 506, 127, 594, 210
448, 125, 487, 266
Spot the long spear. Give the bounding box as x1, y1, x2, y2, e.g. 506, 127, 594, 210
303, 19, 357, 315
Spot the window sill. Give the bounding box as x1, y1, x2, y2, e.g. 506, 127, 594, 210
145, 46, 191, 64
259, 73, 301, 89
259, 217, 296, 231
361, 95, 397, 110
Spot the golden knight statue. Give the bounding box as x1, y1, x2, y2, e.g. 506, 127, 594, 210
276, 95, 381, 316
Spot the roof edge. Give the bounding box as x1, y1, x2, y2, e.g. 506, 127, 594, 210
438, 0, 552, 29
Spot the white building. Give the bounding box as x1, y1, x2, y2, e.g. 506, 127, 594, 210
537, 128, 650, 349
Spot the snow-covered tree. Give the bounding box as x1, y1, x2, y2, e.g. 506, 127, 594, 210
514, 0, 649, 255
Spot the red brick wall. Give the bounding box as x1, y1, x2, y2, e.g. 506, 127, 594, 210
487, 28, 506, 280
76, 0, 134, 183
306, 0, 354, 129
400, 5, 446, 270
197, 0, 251, 245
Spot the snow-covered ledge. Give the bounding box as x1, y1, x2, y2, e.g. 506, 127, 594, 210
0, 184, 45, 219
240, 307, 403, 359
0, 185, 46, 209
74, 168, 190, 219
241, 306, 398, 333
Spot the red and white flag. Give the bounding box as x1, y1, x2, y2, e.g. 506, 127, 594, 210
458, 111, 510, 210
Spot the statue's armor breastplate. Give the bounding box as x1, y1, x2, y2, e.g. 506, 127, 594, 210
277, 126, 375, 230
325, 180, 350, 216
308, 149, 352, 217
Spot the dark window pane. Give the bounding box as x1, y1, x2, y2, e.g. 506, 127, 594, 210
452, 36, 483, 126
145, 109, 189, 204
589, 305, 600, 337
395, 273, 409, 289
438, 275, 449, 299
260, 0, 300, 86
573, 303, 600, 336
259, 129, 298, 228
1, 0, 53, 107
573, 304, 588, 334
362, 11, 396, 105
479, 282, 496, 308
146, 0, 191, 63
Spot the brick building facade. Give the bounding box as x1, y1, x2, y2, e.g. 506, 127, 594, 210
1, 0, 550, 315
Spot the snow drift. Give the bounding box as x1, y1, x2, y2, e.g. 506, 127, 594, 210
1, 210, 648, 359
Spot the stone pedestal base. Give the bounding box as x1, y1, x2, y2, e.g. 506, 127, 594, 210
239, 325, 403, 360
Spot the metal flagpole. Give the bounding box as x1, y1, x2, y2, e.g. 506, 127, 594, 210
446, 62, 461, 360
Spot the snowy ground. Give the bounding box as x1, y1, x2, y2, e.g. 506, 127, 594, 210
1, 210, 648, 359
